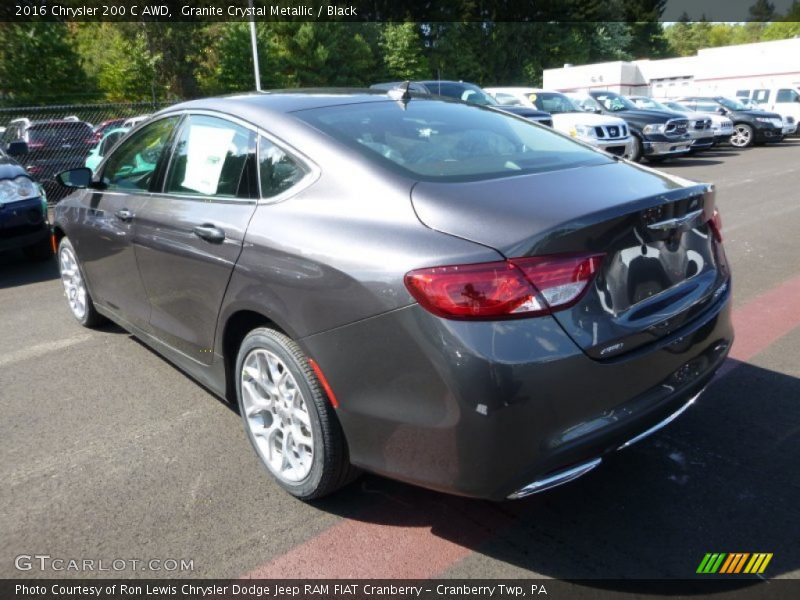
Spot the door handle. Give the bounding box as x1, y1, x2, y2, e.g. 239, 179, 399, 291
114, 209, 133, 222
192, 224, 226, 243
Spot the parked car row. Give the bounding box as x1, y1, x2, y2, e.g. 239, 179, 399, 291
0, 114, 150, 204
481, 86, 792, 163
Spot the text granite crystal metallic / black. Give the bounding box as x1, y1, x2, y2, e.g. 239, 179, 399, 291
52, 89, 733, 500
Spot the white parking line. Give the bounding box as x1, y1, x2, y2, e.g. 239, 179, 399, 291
0, 334, 93, 369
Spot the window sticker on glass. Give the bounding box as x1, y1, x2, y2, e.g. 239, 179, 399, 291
181, 125, 236, 195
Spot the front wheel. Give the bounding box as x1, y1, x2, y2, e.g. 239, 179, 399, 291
58, 237, 105, 327
235, 327, 359, 500
730, 124, 754, 148
628, 135, 644, 162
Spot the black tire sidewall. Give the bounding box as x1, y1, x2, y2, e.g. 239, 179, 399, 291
630, 135, 644, 162
235, 328, 330, 499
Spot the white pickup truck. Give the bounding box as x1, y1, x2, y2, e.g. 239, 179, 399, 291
485, 87, 634, 159
737, 87, 800, 136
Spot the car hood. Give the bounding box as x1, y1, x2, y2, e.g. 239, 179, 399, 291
0, 154, 28, 180
551, 112, 627, 128
739, 109, 782, 119
609, 108, 682, 121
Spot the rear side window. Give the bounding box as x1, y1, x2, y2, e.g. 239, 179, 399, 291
103, 116, 180, 192
165, 115, 256, 198
28, 122, 92, 144
258, 136, 306, 198
297, 99, 609, 182
752, 89, 770, 103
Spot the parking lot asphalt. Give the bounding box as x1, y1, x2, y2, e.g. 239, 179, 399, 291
2, 139, 799, 584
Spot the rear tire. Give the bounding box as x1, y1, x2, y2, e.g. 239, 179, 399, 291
235, 327, 359, 500
58, 237, 105, 328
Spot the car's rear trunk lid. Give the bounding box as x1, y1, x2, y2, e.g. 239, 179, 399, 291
411, 161, 729, 358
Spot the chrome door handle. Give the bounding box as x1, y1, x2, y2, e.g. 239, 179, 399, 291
114, 209, 133, 222
192, 224, 226, 243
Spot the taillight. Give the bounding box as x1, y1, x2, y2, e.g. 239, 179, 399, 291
709, 208, 723, 242
404, 253, 604, 320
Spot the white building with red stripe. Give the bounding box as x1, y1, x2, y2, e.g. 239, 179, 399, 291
543, 37, 800, 99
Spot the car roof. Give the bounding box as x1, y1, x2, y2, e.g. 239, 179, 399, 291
164, 89, 397, 117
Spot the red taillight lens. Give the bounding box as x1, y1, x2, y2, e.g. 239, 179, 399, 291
404, 253, 604, 320
709, 208, 723, 242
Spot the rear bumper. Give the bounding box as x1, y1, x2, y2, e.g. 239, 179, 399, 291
303, 282, 733, 500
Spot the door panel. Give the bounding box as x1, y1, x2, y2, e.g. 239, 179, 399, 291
133, 114, 258, 363
74, 116, 181, 330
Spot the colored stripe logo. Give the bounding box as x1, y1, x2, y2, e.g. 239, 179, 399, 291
697, 553, 773, 574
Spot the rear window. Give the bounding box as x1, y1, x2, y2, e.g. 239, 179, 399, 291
28, 122, 92, 143
296, 100, 609, 182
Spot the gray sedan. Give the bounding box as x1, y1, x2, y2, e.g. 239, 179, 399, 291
53, 90, 733, 500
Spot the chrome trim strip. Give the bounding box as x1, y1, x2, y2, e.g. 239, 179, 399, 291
647, 208, 704, 232
617, 390, 703, 451
507, 457, 602, 499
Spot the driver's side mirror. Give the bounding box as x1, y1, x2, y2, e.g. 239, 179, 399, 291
6, 140, 28, 158
57, 167, 96, 189
717, 107, 727, 115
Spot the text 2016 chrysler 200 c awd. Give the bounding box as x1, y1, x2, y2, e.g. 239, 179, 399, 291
53, 90, 733, 500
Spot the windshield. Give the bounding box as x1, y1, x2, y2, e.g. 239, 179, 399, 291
717, 97, 747, 111
28, 122, 92, 143
591, 92, 638, 112
631, 97, 672, 112
425, 82, 498, 106
298, 100, 610, 182
528, 92, 581, 114
663, 102, 689, 113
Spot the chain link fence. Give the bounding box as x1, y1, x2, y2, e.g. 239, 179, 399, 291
1, 101, 175, 203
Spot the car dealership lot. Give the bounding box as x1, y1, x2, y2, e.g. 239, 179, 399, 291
2, 140, 799, 581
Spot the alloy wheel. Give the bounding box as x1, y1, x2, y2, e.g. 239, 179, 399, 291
730, 125, 752, 147
240, 348, 314, 483
59, 245, 87, 320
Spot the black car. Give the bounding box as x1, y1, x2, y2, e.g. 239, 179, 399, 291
371, 81, 553, 126
0, 141, 52, 260
575, 90, 692, 163
53, 90, 732, 501
676, 96, 784, 148
1, 119, 95, 202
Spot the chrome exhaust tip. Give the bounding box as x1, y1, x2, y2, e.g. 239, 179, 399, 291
507, 457, 602, 500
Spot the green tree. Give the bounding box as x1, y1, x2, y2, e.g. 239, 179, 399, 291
270, 23, 377, 87
749, 0, 776, 20
380, 23, 429, 80
664, 13, 695, 56
0, 22, 95, 105
74, 23, 160, 102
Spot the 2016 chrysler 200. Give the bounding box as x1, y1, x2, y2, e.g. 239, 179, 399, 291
54, 91, 733, 501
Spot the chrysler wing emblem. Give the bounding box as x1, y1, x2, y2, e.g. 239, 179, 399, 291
646, 208, 704, 232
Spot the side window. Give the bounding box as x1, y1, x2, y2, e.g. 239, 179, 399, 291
102, 117, 180, 192
695, 103, 716, 112
776, 89, 799, 103
258, 136, 307, 199
165, 115, 256, 198
753, 89, 770, 104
